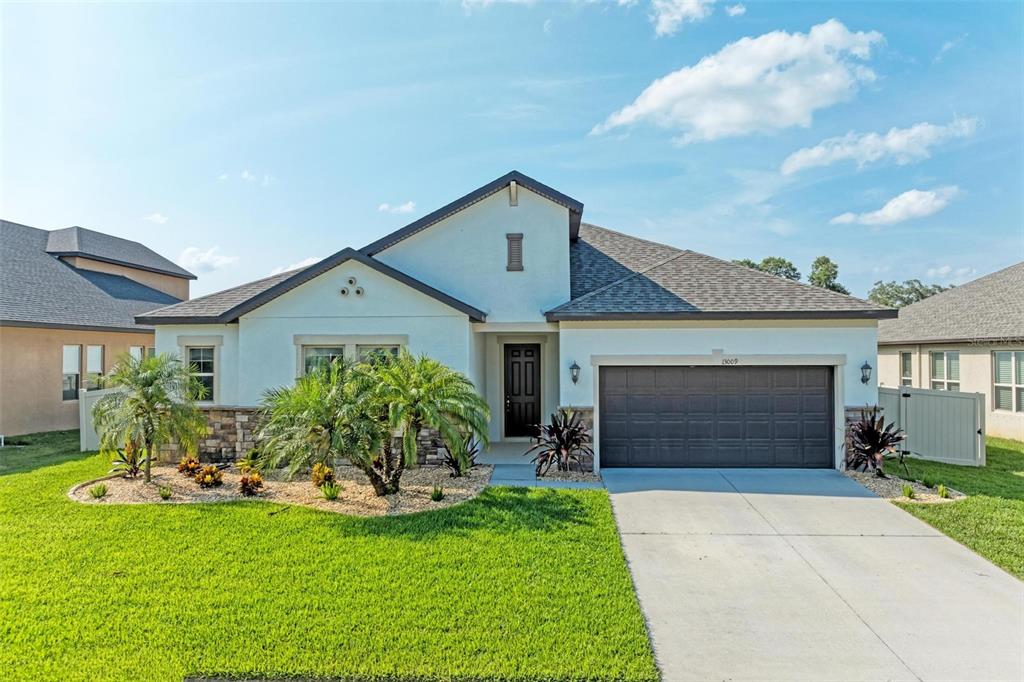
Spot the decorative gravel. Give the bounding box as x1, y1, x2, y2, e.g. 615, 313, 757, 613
542, 469, 603, 483
69, 463, 492, 516
844, 469, 965, 503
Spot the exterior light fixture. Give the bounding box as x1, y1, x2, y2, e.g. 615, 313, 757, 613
860, 361, 872, 384
569, 361, 581, 385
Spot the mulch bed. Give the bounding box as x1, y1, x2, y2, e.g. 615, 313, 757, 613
844, 469, 965, 504
69, 463, 492, 516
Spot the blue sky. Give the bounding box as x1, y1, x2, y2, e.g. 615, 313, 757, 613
2, 1, 1021, 297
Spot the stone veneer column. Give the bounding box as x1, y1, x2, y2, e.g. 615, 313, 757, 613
558, 405, 595, 472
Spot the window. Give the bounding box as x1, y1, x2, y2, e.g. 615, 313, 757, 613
900, 352, 913, 386
128, 346, 144, 362
993, 351, 1024, 412
146, 347, 156, 358
188, 347, 215, 401
930, 351, 960, 391
506, 233, 523, 271
303, 346, 345, 374
357, 344, 400, 363
62, 345, 80, 401
84, 345, 104, 390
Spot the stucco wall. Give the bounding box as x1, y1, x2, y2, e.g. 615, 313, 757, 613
155, 323, 241, 405
0, 325, 154, 436
879, 343, 1024, 440
373, 186, 570, 322
62, 256, 190, 300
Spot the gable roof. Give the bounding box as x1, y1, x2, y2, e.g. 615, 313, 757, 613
546, 224, 896, 321
0, 220, 182, 332
136, 248, 487, 324
877, 262, 1024, 344
45, 225, 195, 279
360, 171, 584, 256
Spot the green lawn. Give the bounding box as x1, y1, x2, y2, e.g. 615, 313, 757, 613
0, 431, 657, 682
892, 436, 1024, 579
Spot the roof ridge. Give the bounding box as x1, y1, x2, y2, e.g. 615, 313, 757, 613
551, 248, 694, 312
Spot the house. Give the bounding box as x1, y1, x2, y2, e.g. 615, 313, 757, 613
877, 263, 1024, 441
137, 172, 895, 469
0, 220, 194, 436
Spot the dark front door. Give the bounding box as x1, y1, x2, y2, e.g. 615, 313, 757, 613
599, 365, 834, 468
504, 344, 541, 437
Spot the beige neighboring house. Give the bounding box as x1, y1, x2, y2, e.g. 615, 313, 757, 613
0, 220, 195, 436
877, 262, 1024, 441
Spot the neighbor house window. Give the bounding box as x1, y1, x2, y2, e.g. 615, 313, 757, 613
128, 346, 144, 362
62, 345, 81, 401
188, 347, 215, 401
930, 351, 960, 391
900, 352, 913, 387
303, 346, 345, 375
357, 344, 400, 363
506, 233, 523, 271
993, 351, 1024, 412
84, 345, 104, 390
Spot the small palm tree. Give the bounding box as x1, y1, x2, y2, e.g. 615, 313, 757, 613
92, 353, 206, 483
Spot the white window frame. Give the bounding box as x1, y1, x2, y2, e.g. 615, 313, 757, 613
128, 346, 144, 362
292, 334, 407, 378
356, 344, 400, 363
992, 351, 1024, 413
899, 351, 913, 387
187, 346, 216, 403
302, 346, 346, 375
930, 351, 960, 391
62, 345, 81, 401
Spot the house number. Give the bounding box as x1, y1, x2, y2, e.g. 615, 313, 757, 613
721, 357, 740, 365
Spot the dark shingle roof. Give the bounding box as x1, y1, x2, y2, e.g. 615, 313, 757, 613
1, 220, 182, 331
45, 225, 195, 279
547, 224, 895, 320
878, 262, 1024, 344
137, 248, 487, 324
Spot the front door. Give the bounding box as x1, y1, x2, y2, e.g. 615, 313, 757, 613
504, 344, 541, 437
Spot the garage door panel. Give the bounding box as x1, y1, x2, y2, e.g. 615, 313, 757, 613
599, 365, 833, 468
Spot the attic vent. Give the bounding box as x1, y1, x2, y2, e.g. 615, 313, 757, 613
506, 233, 523, 271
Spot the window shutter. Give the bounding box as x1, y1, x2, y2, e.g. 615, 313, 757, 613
506, 233, 523, 271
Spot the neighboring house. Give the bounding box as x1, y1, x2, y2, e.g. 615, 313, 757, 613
877, 263, 1024, 441
0, 220, 195, 436
138, 172, 895, 469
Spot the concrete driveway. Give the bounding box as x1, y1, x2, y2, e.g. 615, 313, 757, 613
603, 468, 1024, 682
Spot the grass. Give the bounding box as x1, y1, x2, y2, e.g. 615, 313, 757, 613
891, 436, 1024, 579
0, 431, 657, 682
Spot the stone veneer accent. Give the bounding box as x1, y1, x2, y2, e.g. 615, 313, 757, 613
558, 405, 595, 472
843, 404, 882, 466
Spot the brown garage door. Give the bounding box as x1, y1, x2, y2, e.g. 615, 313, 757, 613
599, 365, 834, 468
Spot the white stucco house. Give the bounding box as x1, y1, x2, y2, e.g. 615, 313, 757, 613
138, 172, 896, 470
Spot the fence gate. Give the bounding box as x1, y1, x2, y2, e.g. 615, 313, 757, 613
79, 387, 124, 452
877, 387, 986, 466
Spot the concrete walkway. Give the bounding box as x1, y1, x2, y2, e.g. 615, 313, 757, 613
489, 463, 603, 489
603, 468, 1024, 682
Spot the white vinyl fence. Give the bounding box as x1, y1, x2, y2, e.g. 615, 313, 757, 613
78, 387, 124, 452
878, 386, 986, 466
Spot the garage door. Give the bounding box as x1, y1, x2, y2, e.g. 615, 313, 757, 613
599, 365, 834, 468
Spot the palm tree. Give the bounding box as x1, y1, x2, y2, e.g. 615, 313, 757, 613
92, 353, 206, 483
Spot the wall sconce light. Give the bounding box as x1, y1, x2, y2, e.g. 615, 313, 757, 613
860, 361, 872, 384
569, 361, 581, 385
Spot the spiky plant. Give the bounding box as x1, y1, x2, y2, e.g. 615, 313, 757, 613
846, 406, 906, 478
525, 409, 594, 477
443, 434, 480, 478
109, 441, 149, 478
93, 352, 206, 483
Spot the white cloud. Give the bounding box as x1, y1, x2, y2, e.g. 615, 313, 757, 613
543, 18, 552, 33
378, 200, 416, 214
725, 3, 745, 16
241, 169, 257, 182
830, 186, 960, 226
177, 246, 240, 273
933, 34, 967, 63
269, 256, 321, 276
217, 173, 229, 181
926, 264, 976, 283
143, 212, 169, 224
592, 20, 883, 144
461, 0, 533, 13
650, 0, 716, 36
781, 116, 977, 175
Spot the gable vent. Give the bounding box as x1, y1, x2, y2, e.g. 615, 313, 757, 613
506, 233, 523, 271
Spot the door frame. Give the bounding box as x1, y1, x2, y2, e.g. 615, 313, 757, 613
589, 350, 847, 473
503, 342, 542, 439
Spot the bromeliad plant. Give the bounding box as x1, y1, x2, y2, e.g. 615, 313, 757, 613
110, 442, 149, 479
525, 409, 594, 477
93, 352, 206, 483
845, 406, 906, 478
443, 434, 480, 478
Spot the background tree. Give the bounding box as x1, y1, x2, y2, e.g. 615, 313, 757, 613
868, 279, 950, 307
732, 256, 801, 281
808, 256, 850, 294
92, 353, 206, 483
